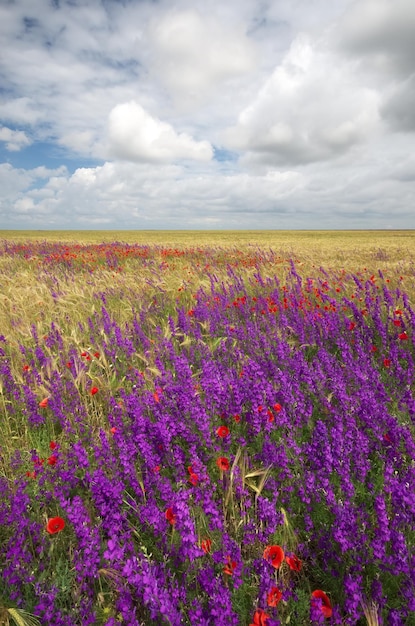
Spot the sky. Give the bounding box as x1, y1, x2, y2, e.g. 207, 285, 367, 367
0, 0, 414, 230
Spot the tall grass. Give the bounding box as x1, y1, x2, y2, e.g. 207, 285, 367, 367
0, 233, 414, 625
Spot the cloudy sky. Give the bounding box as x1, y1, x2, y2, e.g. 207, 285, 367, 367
0, 0, 414, 230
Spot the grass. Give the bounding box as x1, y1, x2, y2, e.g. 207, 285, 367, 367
0, 231, 414, 625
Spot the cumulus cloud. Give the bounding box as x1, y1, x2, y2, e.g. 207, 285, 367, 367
0, 126, 32, 151
107, 101, 213, 163
147, 8, 257, 105
381, 75, 415, 132
336, 0, 415, 77
224, 34, 379, 167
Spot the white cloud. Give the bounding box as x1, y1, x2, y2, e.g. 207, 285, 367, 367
336, 0, 415, 77
0, 126, 32, 151
0, 0, 414, 228
147, 8, 257, 106
107, 101, 213, 163
225, 34, 379, 167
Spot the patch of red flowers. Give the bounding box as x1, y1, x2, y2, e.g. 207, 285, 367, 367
223, 555, 237, 575
263, 545, 285, 568
216, 425, 230, 438
285, 554, 302, 571
189, 473, 199, 486
201, 538, 212, 554
267, 586, 282, 607
46, 517, 65, 534
249, 608, 270, 626
311, 590, 332, 618
216, 457, 230, 471
165, 507, 176, 525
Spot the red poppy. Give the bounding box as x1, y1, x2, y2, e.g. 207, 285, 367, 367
90, 386, 99, 395
286, 554, 302, 571
267, 586, 282, 607
383, 358, 391, 368
201, 538, 212, 554
39, 398, 49, 408
311, 590, 332, 618
249, 608, 270, 626
263, 545, 285, 568
216, 425, 230, 438
46, 517, 65, 534
49, 441, 57, 450
110, 427, 117, 434
393, 319, 401, 327
153, 392, 160, 403
349, 322, 356, 330
216, 457, 230, 471
370, 345, 377, 352
223, 555, 237, 575
165, 507, 176, 525
93, 352, 100, 358
23, 364, 30, 371
47, 455, 57, 466
273, 403, 282, 412
398, 332, 408, 340
233, 414, 241, 423
189, 473, 199, 486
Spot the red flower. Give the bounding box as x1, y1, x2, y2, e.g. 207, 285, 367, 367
39, 398, 49, 408
165, 507, 176, 525
383, 358, 391, 368
93, 352, 100, 358
216, 457, 230, 471
398, 332, 408, 340
223, 555, 237, 575
189, 473, 199, 486
393, 319, 401, 327
370, 345, 377, 352
263, 545, 285, 568
286, 554, 302, 571
49, 441, 57, 450
311, 590, 332, 618
250, 608, 270, 626
110, 427, 117, 434
46, 517, 65, 534
81, 351, 88, 357
201, 538, 212, 554
90, 386, 99, 395
153, 392, 160, 403
216, 425, 230, 438
273, 403, 282, 412
233, 414, 241, 423
47, 455, 57, 466
267, 586, 282, 607
349, 322, 356, 330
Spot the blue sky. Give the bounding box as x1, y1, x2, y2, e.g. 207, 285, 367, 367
0, 0, 414, 230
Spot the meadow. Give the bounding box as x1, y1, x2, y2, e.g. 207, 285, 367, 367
0, 230, 414, 626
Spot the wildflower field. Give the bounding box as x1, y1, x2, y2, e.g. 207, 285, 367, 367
0, 230, 415, 626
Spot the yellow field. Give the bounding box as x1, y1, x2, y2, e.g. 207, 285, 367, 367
1, 229, 414, 266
